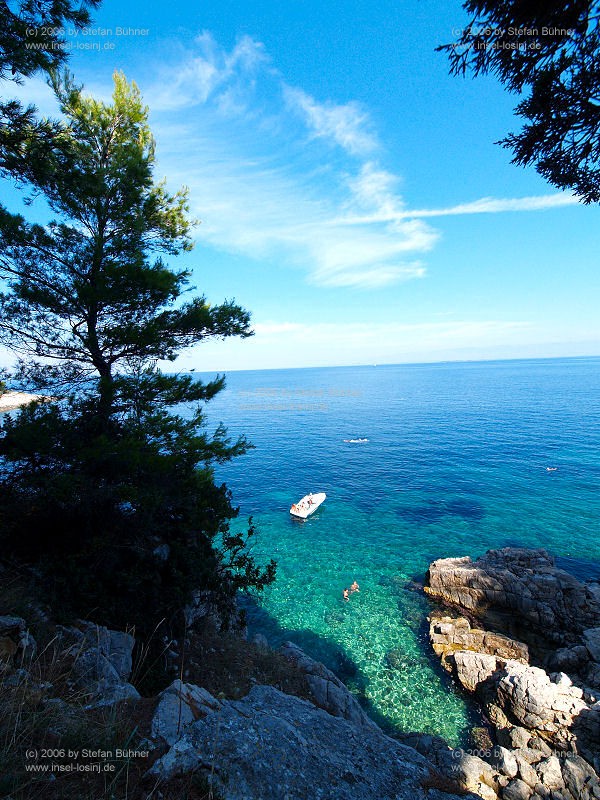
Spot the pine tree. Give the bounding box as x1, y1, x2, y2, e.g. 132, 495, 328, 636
0, 72, 275, 633
439, 0, 600, 202
0, 1, 100, 170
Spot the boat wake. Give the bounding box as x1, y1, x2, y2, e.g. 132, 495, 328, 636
343, 438, 369, 443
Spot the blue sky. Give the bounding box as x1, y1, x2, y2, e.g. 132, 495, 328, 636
1, 0, 599, 370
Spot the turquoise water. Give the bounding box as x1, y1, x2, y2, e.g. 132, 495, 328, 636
194, 357, 600, 745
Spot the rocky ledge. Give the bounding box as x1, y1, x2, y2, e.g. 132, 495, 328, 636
1, 613, 475, 800
425, 547, 600, 653
146, 640, 480, 800
425, 547, 600, 800
148, 682, 468, 800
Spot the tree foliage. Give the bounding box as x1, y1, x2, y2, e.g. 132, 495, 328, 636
1, 0, 100, 80
0, 0, 100, 168
439, 1, 600, 202
0, 73, 251, 416
0, 72, 275, 634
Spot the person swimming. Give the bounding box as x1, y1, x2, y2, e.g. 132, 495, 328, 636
342, 588, 350, 602
350, 581, 360, 593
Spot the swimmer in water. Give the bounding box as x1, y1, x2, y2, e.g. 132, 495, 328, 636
342, 588, 350, 602
350, 581, 360, 593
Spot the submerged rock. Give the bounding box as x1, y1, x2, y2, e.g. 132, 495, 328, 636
385, 648, 416, 671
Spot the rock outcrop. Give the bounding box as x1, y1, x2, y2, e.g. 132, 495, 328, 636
148, 683, 471, 800
144, 638, 515, 800
425, 548, 600, 652
425, 547, 600, 800
450, 652, 600, 755
0, 615, 36, 664
151, 679, 221, 745
430, 614, 529, 670
279, 640, 377, 728
0, 390, 46, 413
58, 621, 140, 706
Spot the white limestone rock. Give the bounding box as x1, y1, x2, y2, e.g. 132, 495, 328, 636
426, 548, 600, 647
453, 650, 503, 692
63, 622, 139, 707
492, 746, 519, 779
535, 756, 563, 792
502, 777, 534, 800
450, 751, 500, 799
151, 680, 221, 745
146, 736, 200, 780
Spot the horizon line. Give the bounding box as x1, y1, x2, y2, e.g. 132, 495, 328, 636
187, 352, 600, 375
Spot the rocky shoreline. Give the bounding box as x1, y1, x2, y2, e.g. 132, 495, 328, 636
2, 547, 599, 799
0, 612, 471, 800
423, 547, 600, 800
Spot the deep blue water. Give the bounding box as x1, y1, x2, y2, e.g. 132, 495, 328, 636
192, 357, 600, 743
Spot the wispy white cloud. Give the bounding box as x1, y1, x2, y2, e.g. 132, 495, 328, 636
282, 85, 378, 155
337, 192, 581, 224
156, 135, 437, 288
7, 33, 581, 293
345, 162, 405, 216
149, 31, 268, 112
141, 33, 580, 289
415, 193, 581, 217
138, 34, 439, 289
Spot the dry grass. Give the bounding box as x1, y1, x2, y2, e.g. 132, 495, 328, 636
0, 566, 228, 799
0, 628, 149, 798
0, 662, 223, 800
183, 626, 311, 702
0, 566, 312, 798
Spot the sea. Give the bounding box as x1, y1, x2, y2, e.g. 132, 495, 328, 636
191, 356, 600, 745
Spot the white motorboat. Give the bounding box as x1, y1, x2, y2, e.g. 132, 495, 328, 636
290, 492, 326, 519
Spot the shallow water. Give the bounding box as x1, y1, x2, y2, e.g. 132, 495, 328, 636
192, 357, 600, 744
